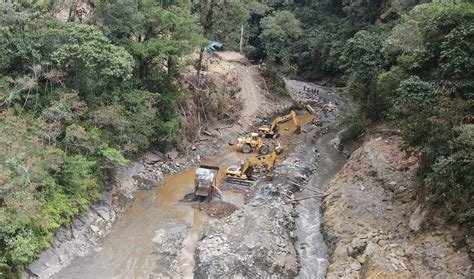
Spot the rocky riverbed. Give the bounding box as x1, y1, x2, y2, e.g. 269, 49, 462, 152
194, 82, 347, 277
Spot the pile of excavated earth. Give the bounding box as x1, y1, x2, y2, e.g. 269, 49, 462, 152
27, 51, 473, 278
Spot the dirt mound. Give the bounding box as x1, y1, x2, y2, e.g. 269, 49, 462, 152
194, 199, 298, 278
322, 134, 473, 278
192, 200, 239, 218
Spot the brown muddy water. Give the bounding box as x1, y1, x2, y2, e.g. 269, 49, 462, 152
53, 115, 311, 278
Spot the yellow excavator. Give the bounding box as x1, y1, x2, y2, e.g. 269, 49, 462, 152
225, 151, 277, 185
258, 110, 301, 138
194, 165, 220, 199
236, 132, 270, 155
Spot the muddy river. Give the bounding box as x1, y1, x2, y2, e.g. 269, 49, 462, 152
53, 115, 313, 278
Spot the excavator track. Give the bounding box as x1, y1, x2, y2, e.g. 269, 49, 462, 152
226, 177, 256, 186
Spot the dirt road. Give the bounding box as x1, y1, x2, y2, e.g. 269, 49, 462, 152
216, 51, 269, 123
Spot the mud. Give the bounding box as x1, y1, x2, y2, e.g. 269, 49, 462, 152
192, 201, 239, 218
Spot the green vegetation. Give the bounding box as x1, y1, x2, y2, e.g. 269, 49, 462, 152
332, 2, 473, 228
0, 1, 204, 275
383, 3, 474, 226
0, 0, 472, 275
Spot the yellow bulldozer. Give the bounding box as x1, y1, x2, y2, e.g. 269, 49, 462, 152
236, 132, 270, 155
194, 165, 220, 199
225, 151, 277, 185
258, 110, 301, 138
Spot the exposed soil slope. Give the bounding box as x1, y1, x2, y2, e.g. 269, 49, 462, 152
214, 51, 274, 124
322, 134, 473, 278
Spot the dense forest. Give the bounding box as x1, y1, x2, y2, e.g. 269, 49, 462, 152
0, 0, 472, 276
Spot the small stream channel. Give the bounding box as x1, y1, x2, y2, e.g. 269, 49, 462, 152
296, 131, 346, 278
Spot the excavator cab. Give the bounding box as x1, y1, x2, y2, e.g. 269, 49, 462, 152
194, 165, 220, 198
250, 133, 259, 142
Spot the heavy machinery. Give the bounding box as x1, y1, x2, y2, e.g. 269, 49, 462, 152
225, 151, 277, 185
258, 110, 301, 138
194, 165, 220, 199
236, 132, 270, 155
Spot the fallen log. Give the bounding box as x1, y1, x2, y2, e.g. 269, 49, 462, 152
285, 194, 328, 203
289, 182, 325, 194
372, 128, 402, 136
216, 125, 234, 130
202, 130, 213, 136
305, 104, 316, 114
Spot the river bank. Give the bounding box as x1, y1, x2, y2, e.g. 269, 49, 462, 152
322, 133, 474, 278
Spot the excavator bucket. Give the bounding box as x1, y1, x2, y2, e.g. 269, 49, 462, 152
295, 125, 302, 134
194, 165, 220, 197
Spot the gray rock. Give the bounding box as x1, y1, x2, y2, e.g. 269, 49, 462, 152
357, 254, 366, 264
93, 206, 110, 221
395, 249, 405, 257
73, 218, 84, 230
195, 201, 298, 278
409, 205, 427, 232
142, 152, 163, 164
150, 223, 187, 278
166, 149, 178, 160
350, 261, 361, 271
114, 162, 146, 199
90, 225, 99, 233
364, 241, 378, 256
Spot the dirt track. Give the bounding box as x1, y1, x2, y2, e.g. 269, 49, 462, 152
215, 51, 270, 124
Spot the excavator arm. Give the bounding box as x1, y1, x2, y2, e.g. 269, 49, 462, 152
225, 152, 277, 185
246, 151, 277, 171
292, 111, 301, 134
259, 111, 300, 137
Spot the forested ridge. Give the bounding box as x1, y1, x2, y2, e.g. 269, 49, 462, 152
0, 0, 472, 276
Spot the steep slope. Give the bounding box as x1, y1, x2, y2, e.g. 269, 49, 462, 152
322, 134, 473, 278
